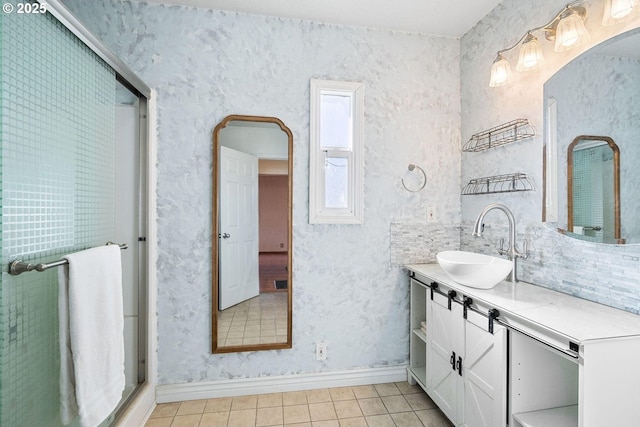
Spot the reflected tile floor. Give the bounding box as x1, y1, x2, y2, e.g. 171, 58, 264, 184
145, 382, 453, 427
218, 293, 288, 347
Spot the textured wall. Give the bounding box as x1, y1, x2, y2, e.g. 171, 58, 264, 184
460, 1, 640, 312
62, 1, 462, 384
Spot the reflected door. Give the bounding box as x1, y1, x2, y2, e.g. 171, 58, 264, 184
219, 146, 259, 310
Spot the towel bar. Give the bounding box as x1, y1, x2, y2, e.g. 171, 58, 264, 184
8, 242, 128, 276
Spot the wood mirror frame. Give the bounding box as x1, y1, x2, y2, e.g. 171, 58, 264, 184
212, 114, 293, 353
567, 135, 621, 242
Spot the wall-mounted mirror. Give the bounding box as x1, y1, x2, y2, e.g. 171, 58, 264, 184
567, 136, 620, 242
544, 27, 640, 244
212, 115, 292, 353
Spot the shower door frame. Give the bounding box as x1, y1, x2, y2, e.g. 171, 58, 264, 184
43, 1, 157, 425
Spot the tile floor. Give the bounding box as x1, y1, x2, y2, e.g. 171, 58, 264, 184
217, 293, 288, 347
145, 382, 453, 427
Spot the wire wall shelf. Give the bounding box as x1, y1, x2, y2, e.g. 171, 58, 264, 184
462, 173, 534, 195
463, 119, 535, 152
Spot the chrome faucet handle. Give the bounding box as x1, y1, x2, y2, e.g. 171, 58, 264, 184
515, 239, 529, 259
498, 237, 507, 256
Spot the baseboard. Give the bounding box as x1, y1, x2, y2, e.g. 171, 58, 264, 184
156, 365, 409, 403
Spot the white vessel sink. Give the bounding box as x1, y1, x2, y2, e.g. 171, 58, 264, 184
436, 250, 512, 289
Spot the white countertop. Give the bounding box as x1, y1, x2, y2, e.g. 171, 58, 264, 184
406, 263, 640, 343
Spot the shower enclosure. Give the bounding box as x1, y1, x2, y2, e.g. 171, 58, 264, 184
1, 1, 152, 425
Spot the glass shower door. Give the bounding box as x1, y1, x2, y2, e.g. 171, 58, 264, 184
1, 7, 144, 426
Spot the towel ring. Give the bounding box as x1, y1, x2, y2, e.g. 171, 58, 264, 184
401, 164, 426, 192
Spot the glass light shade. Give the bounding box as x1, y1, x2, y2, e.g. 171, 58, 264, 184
602, 0, 638, 25
554, 9, 589, 52
516, 34, 545, 71
489, 54, 511, 87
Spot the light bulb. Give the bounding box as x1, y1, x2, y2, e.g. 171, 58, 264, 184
603, 0, 638, 25
516, 33, 545, 71
555, 8, 589, 52
489, 53, 511, 87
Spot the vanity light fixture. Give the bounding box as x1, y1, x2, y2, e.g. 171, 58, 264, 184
489, 53, 512, 87
516, 33, 545, 71
489, 0, 592, 87
602, 0, 638, 25
554, 7, 590, 51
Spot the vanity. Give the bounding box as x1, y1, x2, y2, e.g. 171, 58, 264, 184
406, 263, 640, 427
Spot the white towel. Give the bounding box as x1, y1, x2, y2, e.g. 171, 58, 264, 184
58, 245, 125, 427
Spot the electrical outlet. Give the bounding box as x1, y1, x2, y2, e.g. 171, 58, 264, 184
316, 343, 327, 361
427, 206, 436, 222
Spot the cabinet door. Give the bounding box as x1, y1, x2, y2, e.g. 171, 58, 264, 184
463, 310, 507, 427
427, 293, 463, 424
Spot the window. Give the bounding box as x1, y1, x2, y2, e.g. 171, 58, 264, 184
309, 79, 364, 224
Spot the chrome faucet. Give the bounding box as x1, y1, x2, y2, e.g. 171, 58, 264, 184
472, 203, 528, 282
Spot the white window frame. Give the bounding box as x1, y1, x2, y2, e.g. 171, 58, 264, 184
309, 79, 364, 224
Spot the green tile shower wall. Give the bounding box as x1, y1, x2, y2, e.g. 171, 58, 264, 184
1, 8, 115, 427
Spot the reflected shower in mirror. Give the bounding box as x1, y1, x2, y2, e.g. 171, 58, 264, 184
567, 136, 620, 242
212, 115, 292, 353
544, 27, 640, 243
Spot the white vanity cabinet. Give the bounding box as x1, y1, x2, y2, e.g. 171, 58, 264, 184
507, 320, 640, 427
407, 264, 640, 427
409, 278, 507, 427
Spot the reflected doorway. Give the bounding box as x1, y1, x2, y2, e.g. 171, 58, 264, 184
259, 171, 289, 293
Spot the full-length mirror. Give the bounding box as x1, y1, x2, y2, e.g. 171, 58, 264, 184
544, 27, 640, 243
567, 136, 620, 242
212, 115, 293, 353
